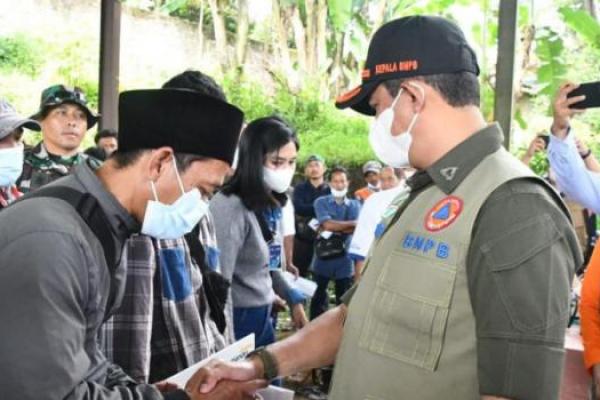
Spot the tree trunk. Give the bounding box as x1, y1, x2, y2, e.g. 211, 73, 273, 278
332, 32, 346, 95
272, 0, 297, 88
198, 0, 205, 57
585, 0, 598, 20
235, 0, 250, 69
316, 0, 328, 97
316, 0, 327, 70
305, 0, 317, 75
291, 5, 307, 74
515, 24, 535, 100
208, 0, 229, 70
372, 0, 388, 36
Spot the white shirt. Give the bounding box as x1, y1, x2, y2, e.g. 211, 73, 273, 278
282, 197, 296, 237
348, 184, 406, 259
548, 132, 600, 214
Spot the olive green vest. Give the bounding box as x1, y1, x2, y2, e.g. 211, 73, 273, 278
329, 147, 561, 400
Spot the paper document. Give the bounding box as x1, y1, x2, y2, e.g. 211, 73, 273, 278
283, 271, 317, 298
308, 218, 320, 231
319, 230, 332, 239
167, 334, 255, 387
257, 385, 295, 400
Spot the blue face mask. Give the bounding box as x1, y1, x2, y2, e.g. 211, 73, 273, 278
0, 144, 24, 187
141, 158, 209, 240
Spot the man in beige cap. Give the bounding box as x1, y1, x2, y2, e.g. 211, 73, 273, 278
354, 160, 382, 202
0, 99, 40, 208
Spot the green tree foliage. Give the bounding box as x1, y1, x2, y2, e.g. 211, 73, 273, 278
222, 73, 372, 167
559, 6, 600, 53
535, 28, 567, 100
6, 0, 600, 171
0, 33, 44, 77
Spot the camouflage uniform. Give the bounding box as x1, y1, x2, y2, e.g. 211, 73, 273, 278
17, 142, 101, 193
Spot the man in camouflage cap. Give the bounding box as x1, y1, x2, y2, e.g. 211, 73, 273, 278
17, 84, 100, 193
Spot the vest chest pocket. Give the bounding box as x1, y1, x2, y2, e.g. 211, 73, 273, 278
358, 250, 457, 371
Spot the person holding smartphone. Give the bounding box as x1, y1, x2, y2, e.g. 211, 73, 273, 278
548, 82, 600, 213
548, 82, 600, 400
520, 134, 548, 167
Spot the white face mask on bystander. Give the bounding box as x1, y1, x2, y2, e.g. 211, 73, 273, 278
0, 144, 24, 187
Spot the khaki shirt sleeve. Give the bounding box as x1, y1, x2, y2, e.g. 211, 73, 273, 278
467, 179, 582, 400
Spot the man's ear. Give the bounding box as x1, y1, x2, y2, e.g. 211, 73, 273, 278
147, 147, 175, 182
403, 81, 426, 114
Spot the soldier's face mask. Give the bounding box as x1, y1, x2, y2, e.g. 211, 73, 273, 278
141, 157, 209, 239
0, 143, 24, 187
369, 83, 424, 168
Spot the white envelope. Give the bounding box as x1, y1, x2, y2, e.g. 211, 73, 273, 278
308, 218, 320, 231
257, 385, 295, 400
283, 271, 317, 298
166, 334, 255, 387
319, 230, 333, 239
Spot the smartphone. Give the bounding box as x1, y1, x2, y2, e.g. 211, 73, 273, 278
537, 134, 550, 148
567, 81, 600, 109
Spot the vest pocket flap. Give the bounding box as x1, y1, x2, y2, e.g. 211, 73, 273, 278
378, 250, 456, 308
482, 214, 562, 272
359, 249, 456, 371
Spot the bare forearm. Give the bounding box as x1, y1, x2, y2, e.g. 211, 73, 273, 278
520, 154, 532, 166
482, 396, 512, 400
341, 225, 356, 234
322, 220, 356, 232
585, 155, 600, 173
269, 305, 346, 376
284, 235, 294, 267
354, 260, 365, 278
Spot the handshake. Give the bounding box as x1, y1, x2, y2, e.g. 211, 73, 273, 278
157, 357, 270, 400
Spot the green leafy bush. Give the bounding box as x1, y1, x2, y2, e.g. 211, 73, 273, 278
222, 75, 373, 168
0, 33, 44, 77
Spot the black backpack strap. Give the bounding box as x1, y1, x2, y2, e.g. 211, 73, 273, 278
18, 186, 119, 314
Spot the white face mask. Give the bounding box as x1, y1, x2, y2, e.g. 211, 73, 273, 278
331, 187, 348, 198
0, 144, 24, 187
141, 158, 209, 240
263, 167, 294, 193
369, 84, 423, 168
231, 147, 240, 170
367, 182, 380, 191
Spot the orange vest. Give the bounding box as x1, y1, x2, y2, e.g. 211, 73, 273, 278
354, 187, 374, 202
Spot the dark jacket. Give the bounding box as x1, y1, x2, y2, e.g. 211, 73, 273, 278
0, 163, 188, 399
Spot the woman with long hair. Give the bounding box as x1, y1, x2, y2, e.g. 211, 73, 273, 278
210, 116, 307, 347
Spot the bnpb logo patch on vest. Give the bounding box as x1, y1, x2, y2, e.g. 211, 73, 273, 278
424, 196, 463, 232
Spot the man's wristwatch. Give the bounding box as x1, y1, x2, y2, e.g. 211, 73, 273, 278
247, 346, 279, 381
582, 149, 592, 159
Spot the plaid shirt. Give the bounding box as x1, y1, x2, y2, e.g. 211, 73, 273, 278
101, 214, 228, 383
0, 185, 21, 209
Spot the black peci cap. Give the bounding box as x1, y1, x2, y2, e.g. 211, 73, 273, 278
335, 16, 480, 116
118, 89, 244, 165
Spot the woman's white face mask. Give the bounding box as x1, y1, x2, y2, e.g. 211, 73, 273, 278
263, 167, 295, 193
368, 83, 424, 168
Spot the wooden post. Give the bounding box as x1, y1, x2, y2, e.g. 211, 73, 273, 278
99, 0, 121, 131
493, 0, 518, 149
